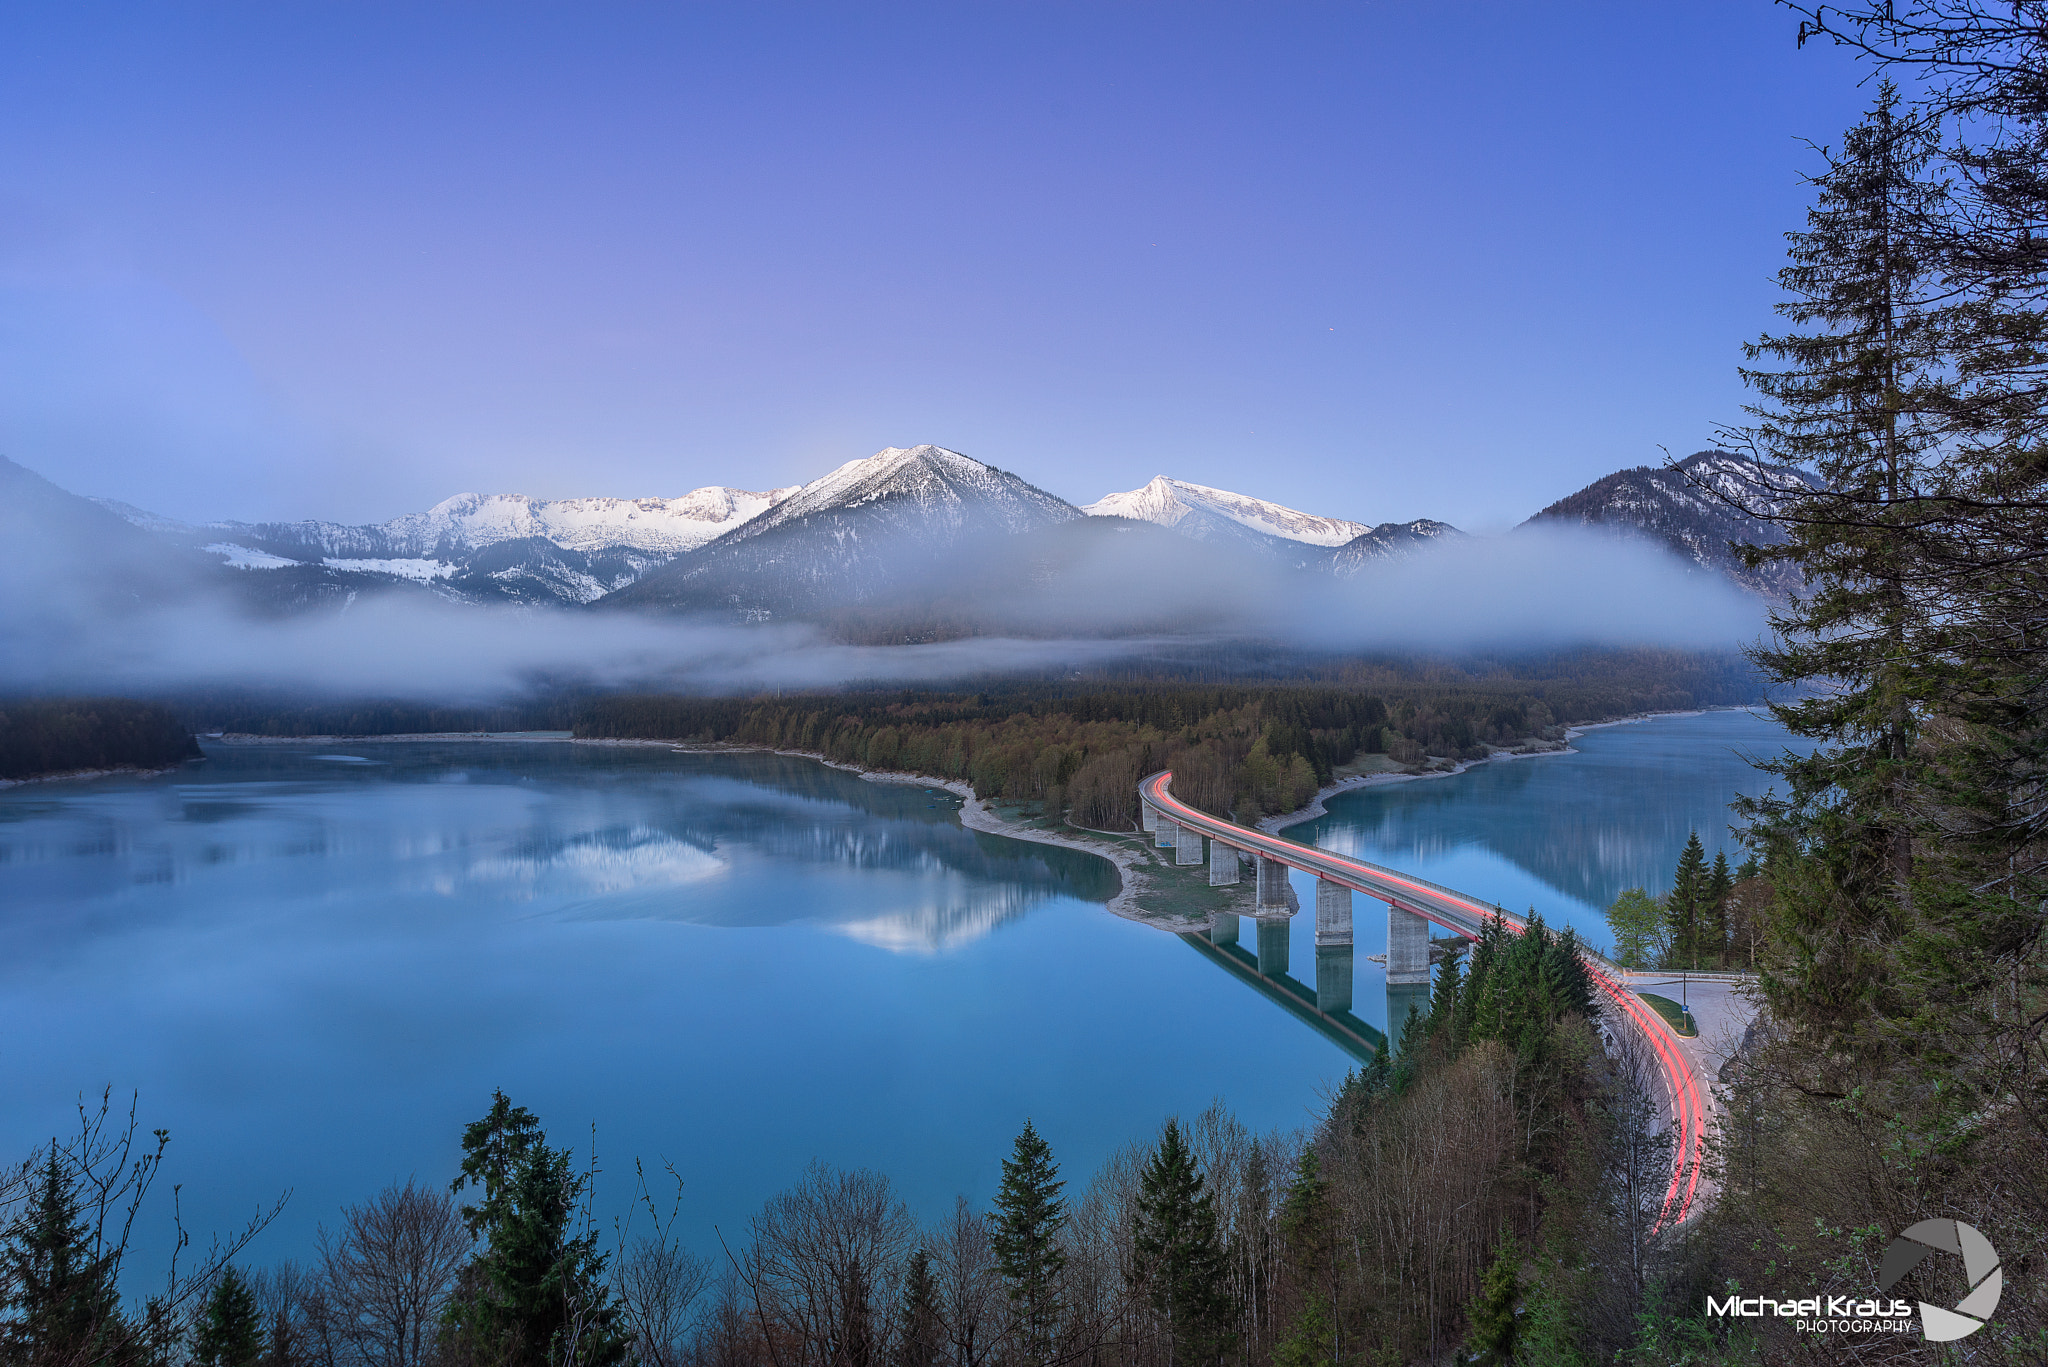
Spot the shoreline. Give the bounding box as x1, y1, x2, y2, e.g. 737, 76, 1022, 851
0, 763, 186, 790
192, 708, 1746, 931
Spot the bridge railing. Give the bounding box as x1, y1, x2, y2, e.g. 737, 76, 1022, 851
1149, 771, 1632, 973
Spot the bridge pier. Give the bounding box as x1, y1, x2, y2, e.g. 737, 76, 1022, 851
1315, 879, 1353, 945
1176, 822, 1203, 865
1140, 800, 1158, 834
1387, 902, 1431, 985
1209, 911, 1239, 946
1315, 943, 1353, 1013
1256, 917, 1290, 977
1255, 856, 1292, 913
1208, 837, 1240, 885
1155, 817, 1178, 849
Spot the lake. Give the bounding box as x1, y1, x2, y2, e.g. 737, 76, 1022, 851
0, 709, 1796, 1276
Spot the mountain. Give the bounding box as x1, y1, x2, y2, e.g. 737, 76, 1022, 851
368, 488, 796, 555
1082, 476, 1371, 551
607, 446, 1082, 618
3, 457, 217, 614
1324, 519, 1466, 576
1520, 449, 1813, 597
96, 484, 797, 607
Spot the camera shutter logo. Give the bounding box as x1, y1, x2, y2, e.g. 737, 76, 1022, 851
1878, 1220, 2001, 1342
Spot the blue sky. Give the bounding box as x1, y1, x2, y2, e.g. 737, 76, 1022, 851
0, 3, 1869, 528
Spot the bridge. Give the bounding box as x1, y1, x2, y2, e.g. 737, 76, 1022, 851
1140, 770, 1706, 1228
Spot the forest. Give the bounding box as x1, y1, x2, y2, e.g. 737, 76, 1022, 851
571, 658, 1753, 829
4, 645, 1758, 813
0, 700, 200, 783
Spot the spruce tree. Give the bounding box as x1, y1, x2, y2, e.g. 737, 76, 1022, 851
895, 1249, 941, 1367
1, 1145, 124, 1367
1269, 1295, 1334, 1367
190, 1269, 261, 1367
1730, 81, 1952, 1035
1666, 833, 1710, 968
1705, 851, 1733, 961
989, 1121, 1066, 1367
1463, 1240, 1520, 1367
1130, 1121, 1231, 1367
444, 1092, 625, 1367
1275, 1151, 1336, 1367
1762, 1, 2048, 1170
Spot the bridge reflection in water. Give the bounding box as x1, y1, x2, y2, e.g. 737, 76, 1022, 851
1179, 911, 1392, 1063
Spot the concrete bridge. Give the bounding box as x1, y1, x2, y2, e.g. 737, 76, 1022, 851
1140, 769, 1706, 1227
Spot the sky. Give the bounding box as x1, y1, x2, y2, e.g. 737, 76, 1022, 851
0, 2, 1872, 530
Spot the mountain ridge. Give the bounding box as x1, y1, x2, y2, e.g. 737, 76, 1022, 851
1520, 449, 1811, 598
33, 443, 1810, 622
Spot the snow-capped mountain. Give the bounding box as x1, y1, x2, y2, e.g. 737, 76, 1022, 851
1083, 476, 1370, 549
1324, 519, 1465, 576
608, 446, 1082, 617
1520, 450, 1813, 597
377, 488, 796, 555
33, 440, 1811, 638
96, 484, 798, 607
730, 446, 1076, 544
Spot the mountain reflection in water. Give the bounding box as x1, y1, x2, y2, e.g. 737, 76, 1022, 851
165, 745, 1118, 953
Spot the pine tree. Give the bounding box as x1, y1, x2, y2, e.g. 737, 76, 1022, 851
190, 1269, 261, 1367
1, 1145, 124, 1367
1130, 1121, 1231, 1367
989, 1121, 1066, 1367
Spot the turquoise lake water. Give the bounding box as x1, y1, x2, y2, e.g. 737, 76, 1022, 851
0, 710, 1798, 1273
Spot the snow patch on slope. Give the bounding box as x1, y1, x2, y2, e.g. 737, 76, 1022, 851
324, 557, 456, 582
204, 543, 299, 570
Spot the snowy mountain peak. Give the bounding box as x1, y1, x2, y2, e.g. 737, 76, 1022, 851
1082, 475, 1370, 548
726, 445, 1079, 541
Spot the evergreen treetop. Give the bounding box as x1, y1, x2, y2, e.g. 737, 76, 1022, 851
1131, 1121, 1231, 1367
990, 1120, 1066, 1367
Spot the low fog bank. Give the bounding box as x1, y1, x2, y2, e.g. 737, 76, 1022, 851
846, 519, 1766, 653
2, 596, 1163, 701
0, 523, 1768, 702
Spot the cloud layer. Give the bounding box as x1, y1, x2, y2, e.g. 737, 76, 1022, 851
2, 517, 1765, 701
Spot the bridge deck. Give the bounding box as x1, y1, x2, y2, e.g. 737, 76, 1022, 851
1140, 770, 1705, 1227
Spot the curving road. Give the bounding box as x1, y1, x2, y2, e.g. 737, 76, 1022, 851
1141, 770, 1705, 1228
